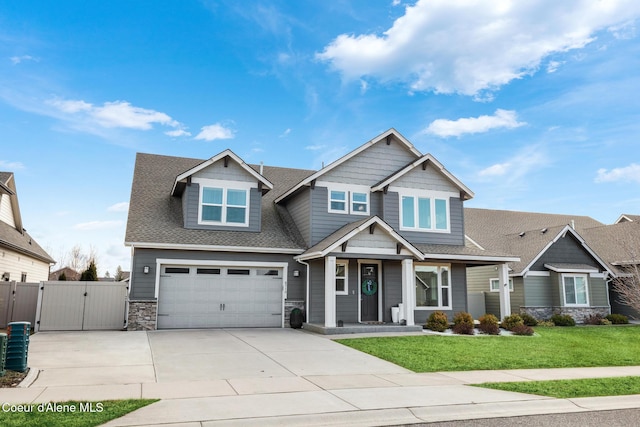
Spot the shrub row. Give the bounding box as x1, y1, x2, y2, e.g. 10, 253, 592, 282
424, 311, 629, 335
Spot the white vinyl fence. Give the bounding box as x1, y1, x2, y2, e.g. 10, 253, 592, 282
0, 281, 39, 328
35, 281, 128, 332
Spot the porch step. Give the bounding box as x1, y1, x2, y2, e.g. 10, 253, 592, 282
303, 323, 422, 335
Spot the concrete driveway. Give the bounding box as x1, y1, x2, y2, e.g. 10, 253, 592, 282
21, 328, 411, 393
4, 328, 640, 426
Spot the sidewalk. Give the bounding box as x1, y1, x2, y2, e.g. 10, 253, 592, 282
2, 365, 640, 426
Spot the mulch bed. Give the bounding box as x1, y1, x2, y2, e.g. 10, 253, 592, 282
0, 369, 28, 388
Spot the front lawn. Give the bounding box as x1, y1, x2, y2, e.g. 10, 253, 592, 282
335, 326, 640, 372
0, 399, 158, 427
475, 376, 640, 398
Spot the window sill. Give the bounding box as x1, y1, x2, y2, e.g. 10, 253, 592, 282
415, 306, 452, 310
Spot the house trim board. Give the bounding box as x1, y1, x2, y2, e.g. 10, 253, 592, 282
126, 242, 303, 254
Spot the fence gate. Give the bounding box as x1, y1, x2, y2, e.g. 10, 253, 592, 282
36, 281, 128, 331
0, 282, 39, 328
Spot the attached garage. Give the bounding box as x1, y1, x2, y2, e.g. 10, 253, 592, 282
156, 262, 286, 329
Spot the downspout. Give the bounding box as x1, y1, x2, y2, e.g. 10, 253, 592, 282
296, 259, 310, 322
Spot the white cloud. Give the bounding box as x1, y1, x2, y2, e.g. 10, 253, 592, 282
595, 164, 640, 183
165, 129, 191, 137
478, 144, 549, 183
424, 109, 526, 138
546, 61, 563, 73
73, 220, 124, 231
46, 98, 185, 132
10, 55, 38, 65
0, 160, 25, 170
305, 144, 327, 151
279, 128, 291, 137
195, 123, 235, 141
317, 0, 640, 96
107, 202, 129, 213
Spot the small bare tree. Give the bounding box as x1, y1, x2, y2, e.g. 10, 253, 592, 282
610, 233, 640, 317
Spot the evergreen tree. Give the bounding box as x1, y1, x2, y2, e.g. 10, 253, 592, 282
59, 272, 67, 281
80, 259, 99, 281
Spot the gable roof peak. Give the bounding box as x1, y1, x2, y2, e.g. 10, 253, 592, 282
275, 129, 422, 204
170, 149, 273, 196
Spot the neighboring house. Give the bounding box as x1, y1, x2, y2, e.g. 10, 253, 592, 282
0, 172, 55, 282
125, 129, 517, 331
465, 208, 617, 322
49, 266, 81, 281
581, 219, 640, 319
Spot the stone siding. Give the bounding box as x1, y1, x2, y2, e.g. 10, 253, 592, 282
521, 306, 611, 324
128, 300, 158, 331
284, 300, 306, 328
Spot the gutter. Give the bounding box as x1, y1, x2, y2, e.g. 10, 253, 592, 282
296, 259, 310, 321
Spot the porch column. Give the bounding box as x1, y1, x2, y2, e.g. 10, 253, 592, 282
498, 262, 511, 320
324, 256, 337, 328
401, 258, 415, 326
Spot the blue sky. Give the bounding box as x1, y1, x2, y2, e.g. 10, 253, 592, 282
2, 1, 640, 275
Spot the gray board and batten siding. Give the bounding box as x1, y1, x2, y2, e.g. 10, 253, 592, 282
130, 248, 305, 301
182, 183, 262, 232
530, 233, 602, 271
319, 138, 418, 186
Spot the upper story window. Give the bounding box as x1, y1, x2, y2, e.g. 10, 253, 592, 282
195, 178, 252, 227
562, 274, 589, 306
326, 184, 369, 215
399, 190, 450, 232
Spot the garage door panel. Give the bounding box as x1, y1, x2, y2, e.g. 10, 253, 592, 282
158, 265, 283, 329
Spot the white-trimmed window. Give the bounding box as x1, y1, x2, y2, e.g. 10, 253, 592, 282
335, 261, 348, 295
196, 179, 252, 226
400, 192, 449, 232
490, 278, 514, 292
327, 185, 370, 215
563, 274, 589, 306
415, 264, 451, 309
329, 190, 347, 213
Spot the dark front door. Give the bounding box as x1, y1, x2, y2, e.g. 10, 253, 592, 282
360, 263, 378, 322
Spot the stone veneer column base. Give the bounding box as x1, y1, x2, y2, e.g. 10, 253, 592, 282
284, 300, 305, 327
521, 306, 610, 324
128, 300, 158, 331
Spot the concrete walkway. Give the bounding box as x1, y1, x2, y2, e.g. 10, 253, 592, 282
0, 329, 639, 426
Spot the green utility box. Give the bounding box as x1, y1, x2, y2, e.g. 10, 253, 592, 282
6, 322, 30, 373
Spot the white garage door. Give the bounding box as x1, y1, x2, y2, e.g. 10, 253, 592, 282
157, 265, 284, 329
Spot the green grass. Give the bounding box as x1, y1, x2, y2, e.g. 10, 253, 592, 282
335, 325, 640, 372
474, 376, 640, 398
0, 399, 158, 427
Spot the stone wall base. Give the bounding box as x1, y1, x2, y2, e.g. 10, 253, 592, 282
284, 300, 305, 328
128, 300, 158, 331
521, 306, 610, 324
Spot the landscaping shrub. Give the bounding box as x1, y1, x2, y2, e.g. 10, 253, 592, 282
606, 313, 629, 324
520, 312, 538, 326
537, 320, 555, 327
425, 311, 449, 332
501, 314, 524, 331
510, 323, 535, 336
584, 313, 607, 325
478, 314, 500, 335
550, 314, 576, 326
452, 311, 475, 335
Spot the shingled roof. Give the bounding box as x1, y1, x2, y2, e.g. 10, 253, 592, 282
581, 221, 640, 273
125, 153, 314, 251
0, 172, 55, 264
464, 208, 605, 275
